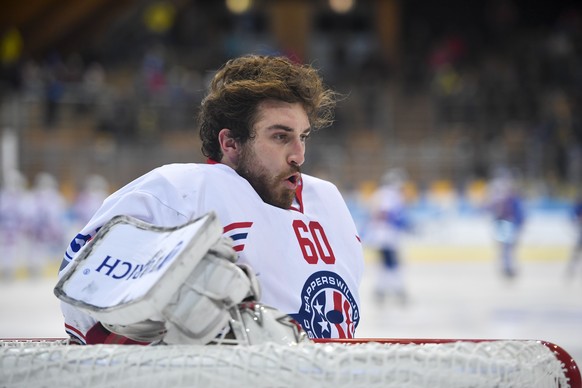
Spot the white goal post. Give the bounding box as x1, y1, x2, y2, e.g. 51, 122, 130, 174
1, 337, 580, 388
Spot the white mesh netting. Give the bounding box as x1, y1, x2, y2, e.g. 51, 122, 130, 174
0, 339, 573, 388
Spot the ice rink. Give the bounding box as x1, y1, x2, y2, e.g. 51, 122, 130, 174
1, 211, 581, 369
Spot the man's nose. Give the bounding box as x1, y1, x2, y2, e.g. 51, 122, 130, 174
287, 138, 305, 167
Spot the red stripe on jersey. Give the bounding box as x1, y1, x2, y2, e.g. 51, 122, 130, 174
343, 299, 354, 339
85, 322, 149, 345
289, 176, 304, 213
332, 291, 346, 338
65, 323, 86, 343
223, 222, 253, 233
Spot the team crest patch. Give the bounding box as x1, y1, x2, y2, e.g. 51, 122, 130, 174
290, 271, 359, 339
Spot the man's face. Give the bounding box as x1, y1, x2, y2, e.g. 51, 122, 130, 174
236, 100, 311, 209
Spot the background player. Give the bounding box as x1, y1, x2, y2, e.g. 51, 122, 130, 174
57, 54, 364, 345
486, 167, 526, 279
364, 168, 412, 305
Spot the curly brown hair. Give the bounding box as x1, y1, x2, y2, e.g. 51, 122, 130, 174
198, 55, 337, 161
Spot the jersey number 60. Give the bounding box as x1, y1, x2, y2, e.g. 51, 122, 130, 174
292, 220, 336, 265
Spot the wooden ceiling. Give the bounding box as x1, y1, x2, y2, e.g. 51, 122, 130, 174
1, 0, 137, 59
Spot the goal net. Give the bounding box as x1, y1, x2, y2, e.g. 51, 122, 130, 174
1, 338, 579, 388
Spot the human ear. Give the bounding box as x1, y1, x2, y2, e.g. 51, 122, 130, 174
218, 128, 239, 166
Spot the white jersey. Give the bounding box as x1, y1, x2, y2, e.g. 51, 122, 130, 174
59, 163, 364, 342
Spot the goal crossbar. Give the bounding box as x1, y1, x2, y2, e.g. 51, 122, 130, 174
315, 338, 581, 388
1, 337, 580, 388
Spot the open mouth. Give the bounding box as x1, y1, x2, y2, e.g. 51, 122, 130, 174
285, 173, 300, 188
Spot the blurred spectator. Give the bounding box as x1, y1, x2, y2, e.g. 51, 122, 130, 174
364, 168, 413, 304
25, 172, 68, 276
485, 167, 525, 278
42, 54, 65, 129
536, 92, 579, 185
0, 170, 30, 279
20, 60, 43, 99
0, 27, 23, 91
80, 61, 106, 114
141, 43, 167, 98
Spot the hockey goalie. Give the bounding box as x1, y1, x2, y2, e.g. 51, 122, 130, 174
54, 212, 307, 346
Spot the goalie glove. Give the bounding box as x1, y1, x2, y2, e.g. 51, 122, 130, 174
160, 236, 256, 344
103, 237, 258, 344
55, 212, 258, 345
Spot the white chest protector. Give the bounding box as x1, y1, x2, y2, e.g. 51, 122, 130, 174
59, 163, 364, 342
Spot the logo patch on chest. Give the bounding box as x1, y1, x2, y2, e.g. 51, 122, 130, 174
290, 270, 359, 339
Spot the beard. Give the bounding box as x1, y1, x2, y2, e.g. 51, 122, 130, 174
235, 145, 299, 209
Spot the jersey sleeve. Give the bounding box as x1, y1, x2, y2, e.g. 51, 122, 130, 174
57, 166, 197, 344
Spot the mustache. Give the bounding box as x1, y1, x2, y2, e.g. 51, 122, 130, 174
289, 164, 301, 174
277, 164, 301, 183
282, 164, 301, 180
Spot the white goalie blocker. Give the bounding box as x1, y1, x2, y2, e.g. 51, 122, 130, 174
54, 212, 306, 346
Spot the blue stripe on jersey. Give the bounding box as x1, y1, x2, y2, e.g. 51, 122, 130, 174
230, 232, 248, 241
